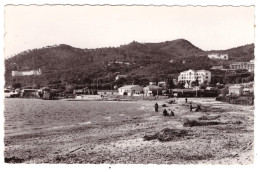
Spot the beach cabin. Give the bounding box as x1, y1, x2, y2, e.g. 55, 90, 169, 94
206, 87, 215, 90
229, 85, 243, 96
20, 88, 38, 97
118, 85, 143, 96
143, 85, 162, 96
243, 88, 254, 95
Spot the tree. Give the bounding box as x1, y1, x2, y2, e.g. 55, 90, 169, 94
167, 78, 175, 89
114, 77, 127, 87
65, 84, 75, 93
200, 84, 206, 89
12, 83, 22, 89
220, 88, 229, 95
84, 78, 92, 85
191, 81, 196, 87
32, 83, 38, 89
195, 77, 199, 86
236, 77, 242, 84
177, 82, 185, 89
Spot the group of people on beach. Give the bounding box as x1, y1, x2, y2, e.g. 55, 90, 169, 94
154, 102, 174, 116
154, 97, 202, 116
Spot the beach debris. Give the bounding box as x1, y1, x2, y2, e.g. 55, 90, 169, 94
79, 121, 92, 125
167, 100, 176, 104
143, 128, 189, 142
5, 156, 24, 163
68, 146, 84, 154
231, 120, 243, 125
198, 115, 221, 120
183, 119, 221, 127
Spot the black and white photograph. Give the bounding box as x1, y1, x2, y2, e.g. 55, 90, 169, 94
1, 2, 258, 166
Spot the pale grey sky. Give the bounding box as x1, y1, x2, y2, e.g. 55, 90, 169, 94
4, 5, 254, 58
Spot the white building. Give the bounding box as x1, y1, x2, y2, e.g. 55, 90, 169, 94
12, 68, 42, 76
143, 85, 162, 96
229, 85, 244, 96
149, 82, 156, 86
208, 53, 228, 60
158, 81, 167, 88
118, 85, 143, 96
229, 61, 254, 72
211, 65, 224, 70
178, 69, 211, 88
115, 75, 127, 80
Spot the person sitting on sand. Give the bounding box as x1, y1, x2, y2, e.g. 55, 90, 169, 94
170, 111, 175, 116
196, 104, 201, 112
163, 109, 169, 116
162, 104, 167, 107
189, 102, 193, 112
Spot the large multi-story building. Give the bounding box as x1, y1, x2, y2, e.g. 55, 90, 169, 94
12, 68, 42, 76
208, 53, 228, 60
178, 69, 211, 88
229, 61, 254, 72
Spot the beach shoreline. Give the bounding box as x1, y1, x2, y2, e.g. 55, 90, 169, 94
4, 98, 254, 164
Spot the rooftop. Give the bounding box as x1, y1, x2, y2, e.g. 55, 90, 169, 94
119, 85, 141, 89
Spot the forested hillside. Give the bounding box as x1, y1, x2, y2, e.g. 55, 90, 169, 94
5, 39, 254, 90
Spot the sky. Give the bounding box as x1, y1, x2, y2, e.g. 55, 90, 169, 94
4, 5, 255, 58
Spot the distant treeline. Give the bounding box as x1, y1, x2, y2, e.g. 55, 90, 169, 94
5, 39, 254, 89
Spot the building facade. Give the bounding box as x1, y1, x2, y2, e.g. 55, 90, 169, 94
211, 65, 224, 70
12, 68, 42, 76
229, 61, 254, 72
229, 85, 243, 96
118, 85, 143, 96
208, 53, 228, 60
115, 75, 127, 80
178, 69, 211, 88
143, 85, 162, 96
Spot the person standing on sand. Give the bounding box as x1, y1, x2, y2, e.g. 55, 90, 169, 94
154, 103, 159, 112
185, 98, 188, 103
189, 102, 193, 112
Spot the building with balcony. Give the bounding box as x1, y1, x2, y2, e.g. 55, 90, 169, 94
178, 69, 211, 88
229, 61, 254, 72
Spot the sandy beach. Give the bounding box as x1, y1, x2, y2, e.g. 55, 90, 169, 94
4, 98, 254, 164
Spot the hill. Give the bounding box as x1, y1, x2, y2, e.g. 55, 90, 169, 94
4, 39, 254, 89
206, 43, 254, 62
